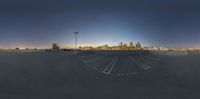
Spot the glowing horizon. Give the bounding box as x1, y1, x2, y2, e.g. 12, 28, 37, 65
1, 0, 200, 49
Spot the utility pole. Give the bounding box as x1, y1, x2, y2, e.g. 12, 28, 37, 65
73, 31, 79, 49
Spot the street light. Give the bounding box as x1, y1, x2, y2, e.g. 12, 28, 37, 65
73, 31, 79, 49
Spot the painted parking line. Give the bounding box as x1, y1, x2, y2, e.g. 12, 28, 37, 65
129, 56, 151, 70
102, 56, 119, 75
82, 55, 105, 63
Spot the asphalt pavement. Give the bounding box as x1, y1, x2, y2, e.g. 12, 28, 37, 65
0, 51, 200, 99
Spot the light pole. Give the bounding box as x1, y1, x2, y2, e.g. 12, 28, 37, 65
73, 31, 79, 49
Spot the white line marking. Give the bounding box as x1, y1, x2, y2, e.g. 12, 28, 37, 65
129, 56, 151, 70
102, 56, 118, 75
107, 57, 118, 74
102, 59, 114, 73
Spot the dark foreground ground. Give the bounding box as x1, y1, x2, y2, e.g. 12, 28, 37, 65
0, 51, 200, 99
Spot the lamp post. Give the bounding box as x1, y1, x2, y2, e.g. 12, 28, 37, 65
73, 31, 79, 50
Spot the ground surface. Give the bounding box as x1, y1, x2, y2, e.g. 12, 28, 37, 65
0, 51, 200, 99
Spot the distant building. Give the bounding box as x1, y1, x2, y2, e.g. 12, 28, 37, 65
52, 43, 60, 50
123, 44, 127, 47
119, 42, 123, 47
129, 41, 134, 47
158, 47, 168, 51
136, 42, 141, 48
111, 46, 120, 50
143, 47, 158, 50
78, 41, 144, 50
80, 46, 94, 50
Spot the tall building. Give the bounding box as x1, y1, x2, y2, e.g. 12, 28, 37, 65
119, 42, 123, 47
129, 41, 134, 47
136, 42, 141, 48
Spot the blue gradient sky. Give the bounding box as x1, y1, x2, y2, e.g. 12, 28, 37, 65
0, 0, 200, 48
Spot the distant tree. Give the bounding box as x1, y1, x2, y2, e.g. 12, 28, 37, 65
79, 46, 82, 49
15, 48, 20, 50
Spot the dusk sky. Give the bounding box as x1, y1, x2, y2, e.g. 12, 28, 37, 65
1, 0, 200, 48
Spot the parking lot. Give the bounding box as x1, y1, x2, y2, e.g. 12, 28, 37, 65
78, 52, 160, 77
0, 50, 200, 99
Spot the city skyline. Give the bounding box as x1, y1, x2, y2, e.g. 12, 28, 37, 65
1, 41, 200, 50
1, 0, 200, 49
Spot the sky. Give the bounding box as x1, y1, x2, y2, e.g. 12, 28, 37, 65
0, 0, 200, 48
